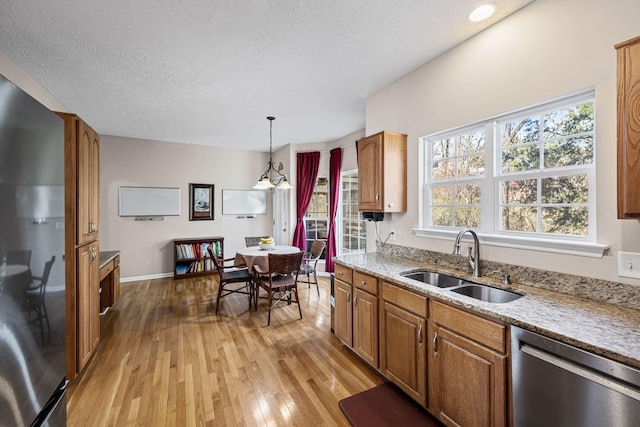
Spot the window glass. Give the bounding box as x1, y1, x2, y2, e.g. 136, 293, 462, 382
424, 92, 595, 239
340, 172, 366, 254
304, 177, 328, 257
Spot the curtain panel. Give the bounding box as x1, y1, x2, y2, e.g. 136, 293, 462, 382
292, 151, 320, 250
325, 148, 342, 272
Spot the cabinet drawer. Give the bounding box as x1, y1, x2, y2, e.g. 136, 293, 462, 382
431, 300, 506, 353
353, 271, 378, 295
382, 282, 427, 317
99, 260, 114, 282
334, 264, 352, 284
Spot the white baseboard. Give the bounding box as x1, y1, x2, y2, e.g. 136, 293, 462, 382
121, 272, 174, 283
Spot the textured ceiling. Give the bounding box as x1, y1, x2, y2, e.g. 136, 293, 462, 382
0, 0, 533, 151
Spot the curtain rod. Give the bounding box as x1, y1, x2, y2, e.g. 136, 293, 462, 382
301, 141, 356, 155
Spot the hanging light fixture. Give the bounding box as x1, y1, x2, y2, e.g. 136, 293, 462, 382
254, 116, 293, 190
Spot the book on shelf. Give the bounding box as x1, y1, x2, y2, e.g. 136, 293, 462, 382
176, 240, 221, 260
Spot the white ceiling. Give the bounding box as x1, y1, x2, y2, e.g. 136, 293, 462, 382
0, 0, 533, 151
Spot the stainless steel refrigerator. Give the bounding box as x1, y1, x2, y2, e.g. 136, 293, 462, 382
0, 74, 68, 426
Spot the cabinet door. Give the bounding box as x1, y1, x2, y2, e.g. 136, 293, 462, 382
353, 289, 378, 367
357, 133, 383, 211
77, 120, 99, 245
334, 279, 353, 346
113, 265, 120, 304
617, 36, 640, 218
381, 302, 427, 406
429, 324, 506, 427
77, 241, 100, 372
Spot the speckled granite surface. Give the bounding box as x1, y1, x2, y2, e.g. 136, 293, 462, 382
334, 246, 640, 369
378, 243, 640, 311
99, 250, 119, 269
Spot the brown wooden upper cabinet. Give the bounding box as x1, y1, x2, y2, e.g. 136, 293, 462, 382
357, 131, 407, 212
616, 35, 640, 219
57, 112, 100, 380
58, 113, 100, 244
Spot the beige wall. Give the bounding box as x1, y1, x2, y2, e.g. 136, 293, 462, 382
99, 136, 273, 279
365, 0, 640, 284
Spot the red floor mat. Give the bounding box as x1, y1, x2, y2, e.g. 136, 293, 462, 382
338, 382, 442, 427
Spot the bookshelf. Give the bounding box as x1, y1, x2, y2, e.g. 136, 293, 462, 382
173, 236, 224, 280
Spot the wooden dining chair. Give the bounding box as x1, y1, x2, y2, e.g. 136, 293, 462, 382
299, 240, 326, 296
207, 247, 254, 314
26, 255, 55, 344
254, 251, 304, 326
245, 236, 271, 247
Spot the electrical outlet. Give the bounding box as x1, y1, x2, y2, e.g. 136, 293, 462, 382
618, 251, 640, 279
390, 229, 396, 241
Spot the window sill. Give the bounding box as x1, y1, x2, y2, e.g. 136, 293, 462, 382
412, 228, 609, 258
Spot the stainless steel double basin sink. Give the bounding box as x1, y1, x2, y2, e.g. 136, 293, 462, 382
400, 270, 523, 303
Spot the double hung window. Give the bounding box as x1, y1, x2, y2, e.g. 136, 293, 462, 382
424, 92, 596, 243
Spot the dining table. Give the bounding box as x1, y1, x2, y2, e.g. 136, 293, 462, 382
235, 245, 301, 273
0, 264, 30, 292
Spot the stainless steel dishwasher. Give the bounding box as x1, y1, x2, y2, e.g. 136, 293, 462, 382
511, 326, 640, 427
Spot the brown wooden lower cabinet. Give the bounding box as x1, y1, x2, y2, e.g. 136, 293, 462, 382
113, 262, 120, 302
353, 288, 378, 367
99, 254, 121, 313
333, 265, 509, 426
380, 301, 427, 406
428, 300, 507, 427
380, 282, 428, 407
76, 241, 100, 373
334, 278, 353, 346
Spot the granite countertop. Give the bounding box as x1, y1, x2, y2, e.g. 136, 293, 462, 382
334, 252, 640, 369
99, 250, 120, 269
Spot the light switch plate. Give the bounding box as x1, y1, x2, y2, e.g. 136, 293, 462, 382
617, 251, 640, 279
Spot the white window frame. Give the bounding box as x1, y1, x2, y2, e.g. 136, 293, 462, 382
338, 169, 367, 255
415, 90, 609, 258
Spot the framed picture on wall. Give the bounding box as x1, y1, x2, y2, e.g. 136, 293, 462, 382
189, 183, 214, 221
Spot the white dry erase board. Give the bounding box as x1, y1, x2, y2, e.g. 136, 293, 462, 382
119, 186, 180, 217
222, 190, 267, 215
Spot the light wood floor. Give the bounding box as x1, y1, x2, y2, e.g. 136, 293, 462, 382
67, 275, 384, 426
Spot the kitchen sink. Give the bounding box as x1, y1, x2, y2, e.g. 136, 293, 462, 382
450, 284, 523, 303
400, 270, 464, 288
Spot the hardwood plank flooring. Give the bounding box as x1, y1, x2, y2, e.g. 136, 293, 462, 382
67, 276, 384, 426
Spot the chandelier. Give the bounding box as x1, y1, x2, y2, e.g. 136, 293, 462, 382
253, 116, 293, 190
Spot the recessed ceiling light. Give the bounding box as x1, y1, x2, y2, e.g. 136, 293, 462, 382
469, 3, 496, 22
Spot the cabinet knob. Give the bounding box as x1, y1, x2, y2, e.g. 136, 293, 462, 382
361, 280, 366, 285
418, 324, 423, 346
375, 193, 379, 203
354, 294, 358, 308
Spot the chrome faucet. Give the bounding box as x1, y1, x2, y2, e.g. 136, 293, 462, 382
452, 228, 480, 277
